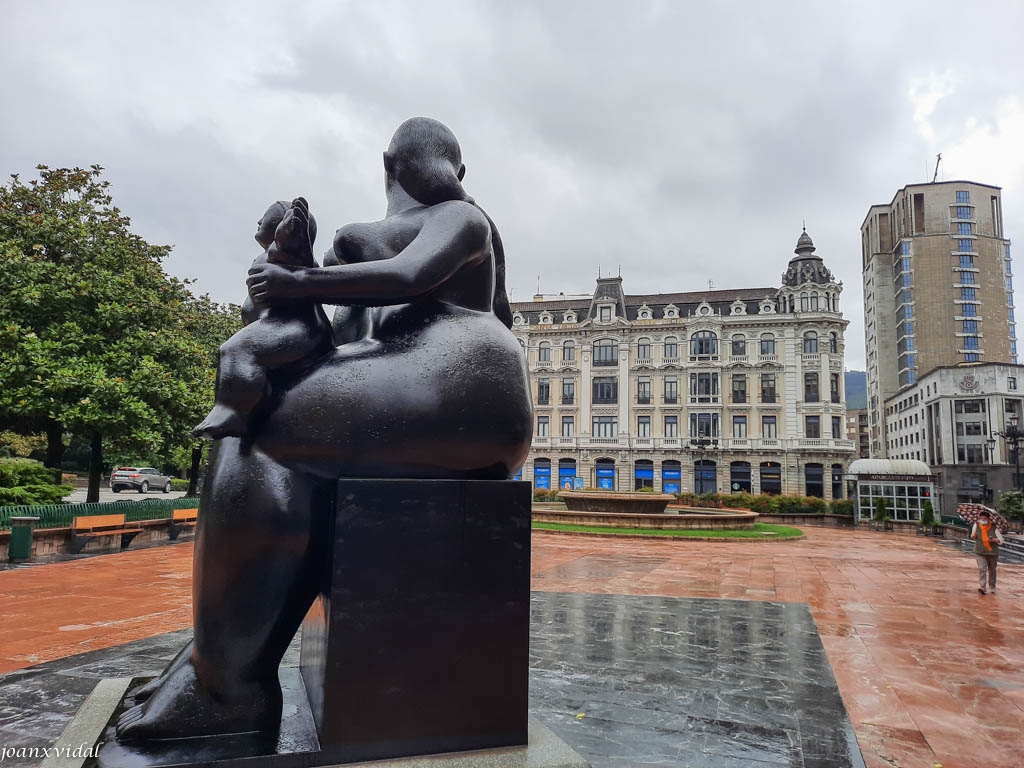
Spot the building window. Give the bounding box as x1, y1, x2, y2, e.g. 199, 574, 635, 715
690, 331, 718, 357
829, 332, 838, 353
664, 416, 678, 438
832, 416, 842, 439
958, 239, 974, 253
733, 416, 747, 438
561, 378, 575, 404
592, 416, 617, 437
961, 287, 977, 301
958, 222, 973, 235
731, 335, 746, 356
599, 305, 612, 322
732, 374, 747, 404
561, 416, 574, 437
965, 353, 980, 362
533, 458, 551, 490
760, 334, 776, 355
760, 462, 782, 494
964, 336, 980, 350
689, 372, 719, 401
957, 444, 985, 464
762, 415, 777, 439
832, 464, 844, 500
664, 377, 678, 404
803, 331, 818, 354
637, 376, 651, 404
592, 377, 618, 404
537, 416, 549, 437
562, 341, 575, 362
538, 342, 550, 362
831, 373, 841, 403
963, 320, 978, 334
537, 379, 550, 405
956, 190, 970, 203
593, 339, 618, 366
805, 416, 821, 438
664, 337, 678, 359
637, 416, 651, 437
689, 413, 719, 438
955, 206, 972, 219
804, 373, 819, 402
761, 373, 777, 403
634, 459, 654, 491
1009, 377, 1018, 391
637, 338, 651, 360
730, 461, 752, 493
959, 255, 975, 269
959, 270, 976, 285
805, 464, 824, 498
962, 303, 978, 317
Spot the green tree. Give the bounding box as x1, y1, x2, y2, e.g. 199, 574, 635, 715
0, 165, 230, 501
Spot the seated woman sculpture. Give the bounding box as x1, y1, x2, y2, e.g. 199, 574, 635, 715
116, 117, 533, 741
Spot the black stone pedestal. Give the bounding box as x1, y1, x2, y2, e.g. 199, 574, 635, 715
300, 479, 532, 764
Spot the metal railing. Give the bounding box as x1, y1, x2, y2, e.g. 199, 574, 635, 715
0, 497, 200, 532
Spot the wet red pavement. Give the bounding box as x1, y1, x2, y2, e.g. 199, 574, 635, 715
0, 527, 1021, 768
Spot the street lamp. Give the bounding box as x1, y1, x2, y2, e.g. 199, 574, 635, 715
688, 437, 718, 494
995, 412, 1024, 493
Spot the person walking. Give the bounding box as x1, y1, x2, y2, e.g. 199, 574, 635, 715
972, 509, 1005, 594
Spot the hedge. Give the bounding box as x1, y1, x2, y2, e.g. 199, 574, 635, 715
674, 491, 851, 516
0, 459, 69, 507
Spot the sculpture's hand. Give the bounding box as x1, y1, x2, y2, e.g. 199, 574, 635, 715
246, 263, 305, 304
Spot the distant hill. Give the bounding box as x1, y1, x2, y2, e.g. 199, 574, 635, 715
845, 370, 867, 410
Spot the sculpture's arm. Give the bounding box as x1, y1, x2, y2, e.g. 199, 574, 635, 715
247, 201, 490, 307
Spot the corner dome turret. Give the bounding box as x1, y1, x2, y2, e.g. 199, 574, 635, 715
782, 227, 835, 287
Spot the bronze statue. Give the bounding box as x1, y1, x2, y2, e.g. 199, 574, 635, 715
115, 117, 533, 742
192, 197, 333, 440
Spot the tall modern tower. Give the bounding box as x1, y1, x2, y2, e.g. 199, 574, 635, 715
862, 181, 1014, 457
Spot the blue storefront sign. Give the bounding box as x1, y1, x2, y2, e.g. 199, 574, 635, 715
596, 466, 615, 490
559, 464, 576, 490
573, 477, 585, 490
534, 462, 551, 489
662, 467, 681, 495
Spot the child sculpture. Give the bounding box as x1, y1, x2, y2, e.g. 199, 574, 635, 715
193, 197, 333, 439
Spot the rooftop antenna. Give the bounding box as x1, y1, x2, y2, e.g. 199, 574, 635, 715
932, 153, 942, 183
618, 264, 621, 277
537, 275, 541, 294
707, 279, 714, 291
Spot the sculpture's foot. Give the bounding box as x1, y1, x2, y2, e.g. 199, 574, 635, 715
192, 405, 248, 440
116, 660, 281, 742
127, 641, 193, 702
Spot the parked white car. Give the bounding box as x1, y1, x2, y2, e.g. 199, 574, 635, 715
110, 467, 173, 494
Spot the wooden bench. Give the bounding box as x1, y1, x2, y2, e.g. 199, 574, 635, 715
71, 513, 143, 555
169, 508, 199, 540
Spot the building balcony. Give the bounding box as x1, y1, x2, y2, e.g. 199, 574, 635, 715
558, 360, 578, 369
689, 396, 721, 405
532, 437, 551, 448
662, 356, 681, 365
802, 353, 820, 364
632, 437, 654, 449
582, 437, 629, 448
634, 358, 653, 367
758, 354, 777, 364
557, 437, 577, 447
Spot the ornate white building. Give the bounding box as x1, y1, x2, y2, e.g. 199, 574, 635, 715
511, 230, 856, 497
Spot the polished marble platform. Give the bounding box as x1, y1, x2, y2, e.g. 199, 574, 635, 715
0, 593, 864, 768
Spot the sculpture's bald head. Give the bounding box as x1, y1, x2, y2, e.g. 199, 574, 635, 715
384, 117, 471, 206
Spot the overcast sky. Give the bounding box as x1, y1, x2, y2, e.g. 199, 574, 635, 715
3, 0, 1023, 370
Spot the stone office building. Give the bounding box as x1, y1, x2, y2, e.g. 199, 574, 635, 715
511, 230, 856, 497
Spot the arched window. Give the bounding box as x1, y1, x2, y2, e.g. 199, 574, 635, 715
829, 332, 838, 353
533, 458, 551, 490
810, 292, 819, 311
634, 459, 654, 490
593, 338, 618, 366
730, 461, 752, 493
760, 333, 776, 355
804, 463, 824, 498
538, 341, 551, 362
661, 460, 681, 494
664, 336, 679, 359
760, 462, 782, 495
690, 331, 718, 357
562, 340, 575, 362
558, 459, 577, 491
637, 337, 651, 360
800, 293, 809, 312
694, 460, 717, 494
803, 331, 818, 354
595, 458, 616, 490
